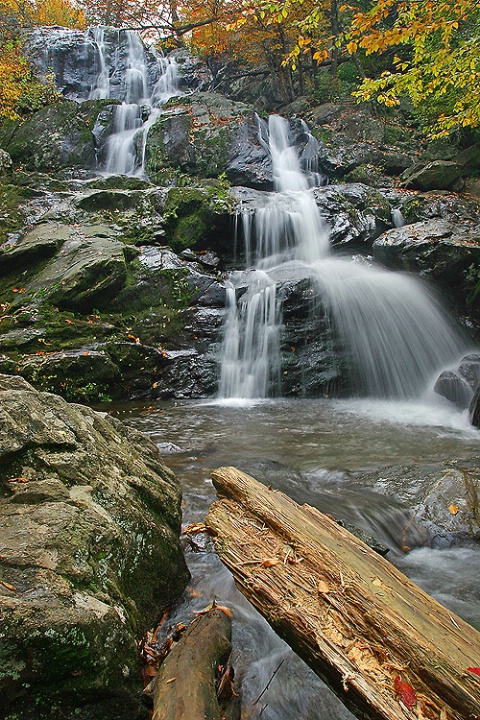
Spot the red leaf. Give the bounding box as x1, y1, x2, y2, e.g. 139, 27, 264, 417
467, 667, 480, 677
394, 675, 417, 710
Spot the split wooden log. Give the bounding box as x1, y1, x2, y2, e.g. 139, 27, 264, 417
151, 608, 232, 720
205, 466, 480, 720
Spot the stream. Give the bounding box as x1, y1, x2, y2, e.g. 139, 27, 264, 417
112, 397, 480, 720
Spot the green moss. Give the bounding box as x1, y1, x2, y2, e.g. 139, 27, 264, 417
0, 184, 34, 243
402, 196, 425, 223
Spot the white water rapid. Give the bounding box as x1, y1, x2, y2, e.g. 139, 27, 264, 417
85, 27, 180, 176
218, 115, 467, 401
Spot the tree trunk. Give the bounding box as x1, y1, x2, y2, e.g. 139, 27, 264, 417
151, 608, 232, 720
206, 466, 480, 720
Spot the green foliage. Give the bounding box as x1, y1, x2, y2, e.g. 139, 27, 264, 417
349, 0, 480, 136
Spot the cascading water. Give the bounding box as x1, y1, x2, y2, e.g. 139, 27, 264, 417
88, 28, 180, 176
218, 115, 467, 400
39, 26, 181, 176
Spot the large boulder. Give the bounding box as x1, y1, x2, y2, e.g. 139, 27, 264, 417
144, 92, 256, 183
371, 219, 480, 303
0, 374, 189, 719
2, 99, 107, 171
402, 160, 463, 191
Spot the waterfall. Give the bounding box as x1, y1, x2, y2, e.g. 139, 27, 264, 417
92, 29, 180, 176
41, 26, 181, 177
218, 115, 466, 400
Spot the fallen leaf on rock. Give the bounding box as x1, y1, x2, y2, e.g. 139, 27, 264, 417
394, 675, 417, 710
448, 504, 459, 515
0, 580, 16, 592
183, 522, 207, 535
262, 558, 280, 567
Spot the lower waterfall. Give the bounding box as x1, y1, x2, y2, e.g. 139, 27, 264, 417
218, 115, 467, 401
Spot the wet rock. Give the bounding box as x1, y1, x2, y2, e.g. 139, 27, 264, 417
469, 386, 480, 428
0, 222, 70, 275
0, 374, 189, 720
226, 113, 272, 189
144, 92, 253, 182
413, 465, 480, 543
18, 348, 122, 401
313, 183, 393, 247
28, 26, 162, 102
2, 99, 106, 172
172, 48, 213, 91
26, 228, 128, 313
433, 370, 473, 409
402, 160, 463, 191
371, 219, 480, 295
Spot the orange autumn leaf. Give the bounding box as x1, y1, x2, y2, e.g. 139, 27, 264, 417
262, 558, 280, 567
449, 503, 459, 515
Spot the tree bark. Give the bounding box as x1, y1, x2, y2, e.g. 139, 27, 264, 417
206, 466, 480, 720
152, 608, 232, 720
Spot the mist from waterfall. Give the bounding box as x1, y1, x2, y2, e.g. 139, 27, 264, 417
218, 115, 467, 401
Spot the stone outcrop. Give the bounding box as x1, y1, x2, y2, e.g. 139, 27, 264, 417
0, 175, 234, 402
0, 99, 107, 172
144, 92, 261, 184
371, 218, 480, 308
0, 374, 190, 720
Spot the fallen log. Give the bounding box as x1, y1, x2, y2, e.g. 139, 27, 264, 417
205, 466, 480, 720
151, 608, 233, 720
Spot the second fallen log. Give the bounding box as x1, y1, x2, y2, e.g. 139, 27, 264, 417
152, 608, 232, 720
206, 466, 480, 720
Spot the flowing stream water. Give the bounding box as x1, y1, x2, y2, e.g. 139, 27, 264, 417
113, 397, 480, 720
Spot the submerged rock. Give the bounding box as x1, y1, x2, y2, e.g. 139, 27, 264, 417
0, 374, 189, 720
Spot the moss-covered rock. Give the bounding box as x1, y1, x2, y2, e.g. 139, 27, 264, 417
2, 99, 110, 172
0, 374, 189, 720
144, 92, 253, 183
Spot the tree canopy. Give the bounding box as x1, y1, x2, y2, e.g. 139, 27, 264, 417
0, 0, 479, 137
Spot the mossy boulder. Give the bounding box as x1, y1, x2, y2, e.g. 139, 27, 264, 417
0, 374, 189, 720
2, 99, 109, 172
25, 225, 129, 313
144, 92, 253, 183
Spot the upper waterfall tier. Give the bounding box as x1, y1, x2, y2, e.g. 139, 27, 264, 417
28, 26, 181, 176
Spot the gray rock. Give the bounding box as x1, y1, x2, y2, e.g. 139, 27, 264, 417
0, 148, 12, 174
402, 160, 463, 191
27, 228, 128, 313
433, 370, 473, 409
0, 222, 70, 275
372, 219, 480, 293
0, 374, 189, 719
3, 99, 104, 171
144, 92, 253, 182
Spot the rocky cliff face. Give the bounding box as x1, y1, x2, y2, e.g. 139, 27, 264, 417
1, 26, 480, 404
0, 374, 189, 720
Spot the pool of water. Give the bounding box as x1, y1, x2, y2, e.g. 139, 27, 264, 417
112, 396, 480, 720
